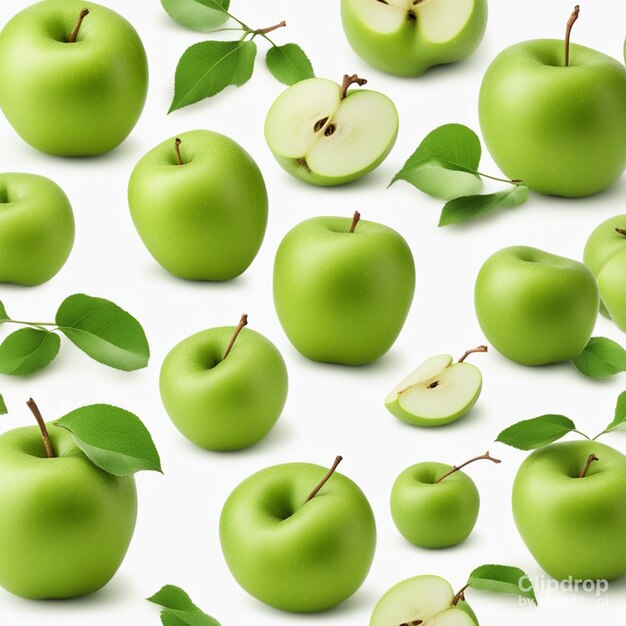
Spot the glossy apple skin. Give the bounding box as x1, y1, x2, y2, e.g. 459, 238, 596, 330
479, 40, 626, 197
0, 173, 74, 285
0, 424, 137, 599
391, 462, 479, 548
584, 214, 626, 329
160, 326, 288, 451
475, 246, 599, 366
129, 130, 268, 281
273, 216, 415, 365
220, 462, 376, 612
0, 0, 148, 156
341, 0, 488, 77
513, 440, 626, 581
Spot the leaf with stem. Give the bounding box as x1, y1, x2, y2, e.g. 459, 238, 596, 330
496, 415, 579, 450
0, 329, 61, 376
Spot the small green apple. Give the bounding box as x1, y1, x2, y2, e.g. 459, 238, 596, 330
0, 173, 74, 286
584, 215, 626, 330
0, 0, 148, 156
385, 346, 486, 427
341, 0, 488, 77
161, 0, 229, 32
475, 246, 599, 366
128, 131, 268, 281
160, 315, 288, 451
265, 74, 398, 186
220, 456, 376, 612
513, 440, 626, 581
273, 212, 415, 365
479, 7, 626, 197
390, 452, 500, 549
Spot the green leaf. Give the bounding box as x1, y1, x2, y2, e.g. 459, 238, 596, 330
169, 40, 257, 112
468, 564, 537, 605
391, 123, 483, 200
0, 301, 8, 321
605, 390, 626, 432
496, 415, 576, 450
191, 0, 229, 12
265, 44, 314, 85
0, 329, 60, 376
148, 586, 220, 626
55, 294, 150, 372
573, 337, 626, 378
439, 184, 529, 226
55, 404, 161, 476
0, 393, 7, 415
161, 0, 230, 33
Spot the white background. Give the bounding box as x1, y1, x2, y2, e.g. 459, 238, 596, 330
1, 0, 625, 624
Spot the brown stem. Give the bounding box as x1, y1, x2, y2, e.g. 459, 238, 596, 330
349, 211, 361, 233
174, 138, 183, 166
452, 584, 469, 607
436, 451, 501, 483
340, 74, 367, 100
254, 21, 286, 36
458, 345, 488, 363
578, 453, 598, 478
615, 228, 626, 238
67, 8, 89, 43
306, 456, 343, 502
223, 314, 248, 360
26, 399, 54, 459
564, 5, 580, 67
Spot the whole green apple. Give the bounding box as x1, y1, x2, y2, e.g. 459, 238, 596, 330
129, 131, 268, 281
584, 215, 626, 330
0, 173, 74, 286
0, 0, 148, 156
513, 440, 626, 580
475, 246, 599, 366
265, 75, 398, 186
341, 0, 488, 77
0, 406, 137, 599
161, 0, 229, 32
220, 457, 376, 612
273, 212, 415, 365
160, 315, 288, 451
479, 8, 626, 196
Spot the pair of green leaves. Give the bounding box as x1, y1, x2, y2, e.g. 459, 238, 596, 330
0, 294, 149, 376
467, 564, 537, 605
573, 336, 626, 378
497, 390, 626, 450
391, 124, 529, 225
149, 585, 220, 626
169, 0, 314, 112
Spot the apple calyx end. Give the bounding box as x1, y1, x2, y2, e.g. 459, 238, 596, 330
26, 398, 55, 459
578, 453, 598, 478
67, 8, 90, 44
306, 455, 343, 502
223, 313, 248, 360
436, 451, 501, 483
340, 74, 367, 100
564, 5, 580, 67
349, 211, 361, 233
458, 345, 488, 363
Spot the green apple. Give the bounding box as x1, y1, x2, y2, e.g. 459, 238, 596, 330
513, 440, 626, 580
584, 215, 626, 330
128, 131, 268, 281
475, 246, 599, 366
220, 457, 376, 612
479, 8, 626, 197
160, 315, 288, 451
264, 75, 398, 186
0, 404, 137, 599
0, 173, 74, 286
370, 575, 477, 626
273, 212, 415, 365
385, 346, 486, 427
0, 0, 148, 156
161, 0, 229, 32
341, 0, 488, 77
390, 452, 500, 549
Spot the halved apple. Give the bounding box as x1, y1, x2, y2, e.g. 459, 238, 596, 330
264, 75, 398, 186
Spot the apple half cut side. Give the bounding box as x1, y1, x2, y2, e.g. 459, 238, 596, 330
370, 575, 477, 626
385, 354, 482, 427
264, 77, 398, 186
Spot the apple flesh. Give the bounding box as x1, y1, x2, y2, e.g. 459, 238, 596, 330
370, 575, 477, 626
341, 0, 488, 77
264, 76, 398, 186
0, 173, 74, 286
513, 440, 626, 581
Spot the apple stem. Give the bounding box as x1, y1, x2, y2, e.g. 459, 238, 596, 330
253, 21, 286, 36
67, 8, 90, 43
340, 74, 367, 100
306, 455, 343, 502
223, 314, 248, 360
615, 228, 626, 238
174, 138, 184, 166
578, 453, 598, 478
451, 584, 469, 607
458, 345, 488, 363
435, 451, 501, 483
349, 211, 361, 233
564, 5, 580, 67
26, 399, 54, 459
